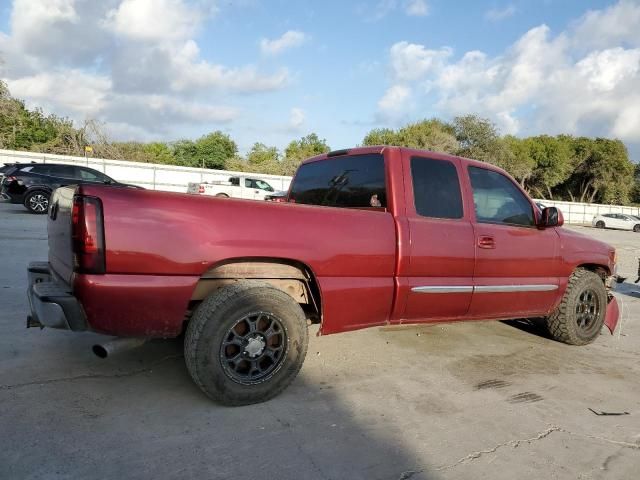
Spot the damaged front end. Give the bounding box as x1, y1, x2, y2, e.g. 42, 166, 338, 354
603, 258, 638, 334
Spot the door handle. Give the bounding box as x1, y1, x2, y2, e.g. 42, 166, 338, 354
478, 236, 496, 249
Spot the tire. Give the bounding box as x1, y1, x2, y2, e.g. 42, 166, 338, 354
24, 191, 50, 214
595, 221, 605, 229
545, 269, 607, 345
215, 193, 229, 198
185, 281, 309, 406
634, 225, 640, 233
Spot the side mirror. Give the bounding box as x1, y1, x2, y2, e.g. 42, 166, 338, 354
539, 207, 563, 228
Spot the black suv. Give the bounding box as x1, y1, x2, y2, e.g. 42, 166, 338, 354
1, 163, 139, 214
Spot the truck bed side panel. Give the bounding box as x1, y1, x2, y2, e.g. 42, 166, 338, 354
74, 185, 397, 336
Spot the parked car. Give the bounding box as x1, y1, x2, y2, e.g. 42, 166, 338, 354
187, 175, 276, 200
1, 163, 139, 214
27, 146, 620, 405
0, 162, 35, 183
592, 213, 640, 232
264, 190, 288, 202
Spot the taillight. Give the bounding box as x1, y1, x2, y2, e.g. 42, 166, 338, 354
72, 195, 105, 274
5, 176, 17, 182
198, 185, 204, 193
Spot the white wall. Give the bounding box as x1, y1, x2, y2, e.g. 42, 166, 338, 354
0, 149, 293, 193
534, 199, 640, 225
2, 148, 638, 224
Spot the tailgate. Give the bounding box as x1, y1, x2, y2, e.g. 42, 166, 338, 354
48, 186, 76, 285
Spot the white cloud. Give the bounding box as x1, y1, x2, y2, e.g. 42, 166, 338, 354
359, 0, 429, 21
260, 30, 307, 55
571, 0, 640, 50
378, 85, 412, 118
576, 48, 640, 92
485, 5, 516, 22
377, 0, 640, 151
104, 0, 207, 42
0, 0, 291, 139
289, 107, 305, 129
389, 41, 452, 81
6, 71, 112, 116
405, 0, 429, 17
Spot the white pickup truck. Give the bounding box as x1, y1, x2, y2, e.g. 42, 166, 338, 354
187, 176, 277, 200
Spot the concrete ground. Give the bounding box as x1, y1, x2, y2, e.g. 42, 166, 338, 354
0, 201, 638, 480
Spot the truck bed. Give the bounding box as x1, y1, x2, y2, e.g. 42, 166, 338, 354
48, 185, 397, 336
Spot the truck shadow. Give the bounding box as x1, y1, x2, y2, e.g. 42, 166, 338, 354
501, 318, 553, 340
2, 335, 440, 480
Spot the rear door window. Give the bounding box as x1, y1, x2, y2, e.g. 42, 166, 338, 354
469, 166, 535, 227
411, 157, 463, 219
289, 154, 386, 208
48, 165, 76, 178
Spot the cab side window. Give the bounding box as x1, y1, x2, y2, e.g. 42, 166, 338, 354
411, 157, 463, 219
469, 166, 534, 227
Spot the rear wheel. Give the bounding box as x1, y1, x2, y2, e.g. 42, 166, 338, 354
215, 193, 229, 198
24, 191, 50, 214
545, 269, 607, 345
184, 281, 308, 406
595, 221, 605, 229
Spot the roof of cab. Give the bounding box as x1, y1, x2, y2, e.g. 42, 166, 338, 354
301, 145, 503, 172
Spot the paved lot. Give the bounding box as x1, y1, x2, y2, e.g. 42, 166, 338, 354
1, 201, 639, 480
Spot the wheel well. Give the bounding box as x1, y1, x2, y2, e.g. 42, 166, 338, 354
189, 258, 322, 323
577, 263, 609, 280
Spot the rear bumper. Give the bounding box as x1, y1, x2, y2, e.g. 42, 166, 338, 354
1, 184, 25, 203
27, 262, 87, 331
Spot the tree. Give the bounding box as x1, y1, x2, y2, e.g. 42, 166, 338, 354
362, 119, 458, 153
525, 135, 573, 199
501, 135, 536, 188
452, 114, 502, 162
143, 142, 174, 164
362, 128, 398, 146
194, 131, 237, 169
631, 163, 640, 205
172, 139, 198, 166
395, 119, 458, 153
246, 143, 281, 174
171, 131, 237, 169
282, 133, 330, 175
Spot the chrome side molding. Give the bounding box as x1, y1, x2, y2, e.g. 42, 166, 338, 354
411, 284, 558, 294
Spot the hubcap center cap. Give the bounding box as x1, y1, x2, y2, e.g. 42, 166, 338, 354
244, 336, 266, 358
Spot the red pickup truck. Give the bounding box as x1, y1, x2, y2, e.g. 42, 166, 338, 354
27, 146, 620, 405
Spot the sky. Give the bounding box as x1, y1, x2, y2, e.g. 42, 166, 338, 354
0, 0, 639, 159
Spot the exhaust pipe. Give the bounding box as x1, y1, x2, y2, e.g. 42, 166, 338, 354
92, 337, 147, 359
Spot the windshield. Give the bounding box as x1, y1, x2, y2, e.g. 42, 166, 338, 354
255, 180, 274, 191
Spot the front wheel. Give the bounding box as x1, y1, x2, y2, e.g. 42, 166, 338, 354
595, 221, 605, 229
25, 191, 50, 214
184, 281, 309, 406
545, 269, 607, 345
634, 224, 640, 233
